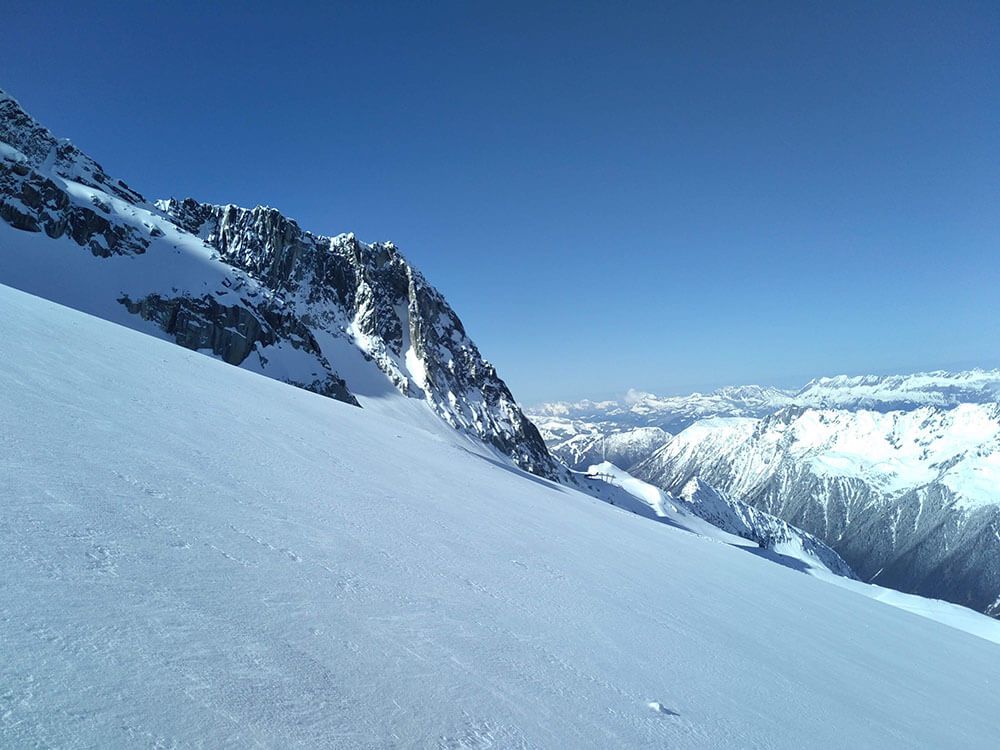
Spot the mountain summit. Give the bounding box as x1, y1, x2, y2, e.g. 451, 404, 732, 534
0, 89, 554, 477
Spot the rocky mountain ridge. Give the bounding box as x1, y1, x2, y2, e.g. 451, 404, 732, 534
0, 88, 554, 476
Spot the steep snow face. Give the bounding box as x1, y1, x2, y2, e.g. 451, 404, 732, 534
675, 478, 856, 578
634, 406, 1000, 616
584, 463, 855, 578
0, 88, 553, 477
4, 284, 1000, 748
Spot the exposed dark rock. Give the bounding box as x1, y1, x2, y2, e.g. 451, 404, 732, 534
0, 160, 149, 257
0, 92, 145, 204
117, 292, 357, 405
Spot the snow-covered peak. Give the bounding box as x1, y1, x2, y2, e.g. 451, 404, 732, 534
794, 369, 1000, 410
632, 401, 1000, 616
768, 403, 1000, 509
154, 196, 556, 476
531, 370, 1000, 477
0, 88, 144, 204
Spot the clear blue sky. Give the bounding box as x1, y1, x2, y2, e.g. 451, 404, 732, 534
4, 1, 998, 403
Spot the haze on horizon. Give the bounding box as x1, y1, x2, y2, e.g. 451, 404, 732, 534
5, 1, 997, 403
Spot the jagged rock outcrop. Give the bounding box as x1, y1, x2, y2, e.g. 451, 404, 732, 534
0, 144, 149, 257
159, 198, 554, 476
0, 92, 144, 205
117, 292, 355, 403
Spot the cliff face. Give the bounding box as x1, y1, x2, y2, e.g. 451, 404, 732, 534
160, 198, 555, 476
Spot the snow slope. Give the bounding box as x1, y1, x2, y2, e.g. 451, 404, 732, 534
3, 283, 1000, 748
582, 463, 855, 578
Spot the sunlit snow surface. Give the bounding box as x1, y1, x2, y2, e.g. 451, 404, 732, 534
2, 284, 1000, 749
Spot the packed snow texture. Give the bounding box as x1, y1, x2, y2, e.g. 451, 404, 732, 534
3, 283, 1000, 748
590, 465, 1000, 642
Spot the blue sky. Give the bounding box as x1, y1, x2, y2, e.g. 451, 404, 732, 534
4, 1, 998, 403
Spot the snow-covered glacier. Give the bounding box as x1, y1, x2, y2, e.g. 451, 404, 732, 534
3, 282, 1000, 748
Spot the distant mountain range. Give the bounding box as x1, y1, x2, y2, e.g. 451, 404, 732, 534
531, 372, 1000, 616
532, 370, 1000, 444
530, 370, 1000, 470
531, 384, 793, 436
